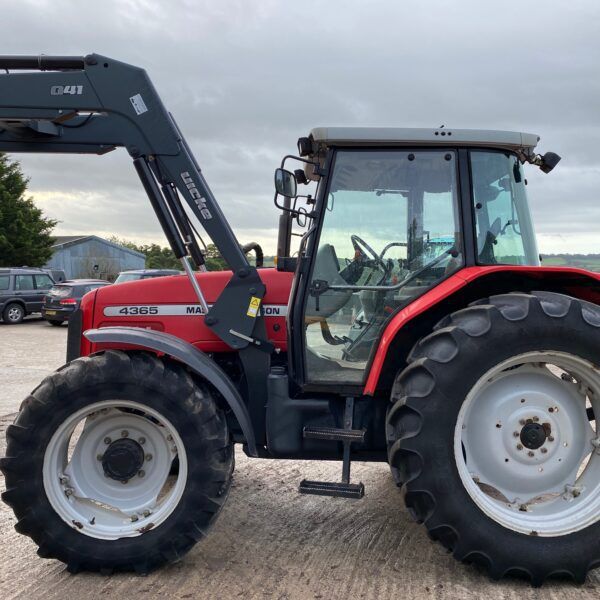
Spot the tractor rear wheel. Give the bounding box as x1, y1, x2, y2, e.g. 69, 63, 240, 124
387, 292, 600, 585
1, 350, 233, 573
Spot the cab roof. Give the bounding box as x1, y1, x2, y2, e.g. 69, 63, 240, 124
308, 127, 540, 154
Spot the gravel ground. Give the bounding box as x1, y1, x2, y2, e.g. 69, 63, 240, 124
0, 319, 599, 599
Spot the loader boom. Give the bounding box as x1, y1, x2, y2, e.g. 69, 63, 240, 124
0, 54, 265, 349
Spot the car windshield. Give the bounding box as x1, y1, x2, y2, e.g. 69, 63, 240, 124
48, 285, 73, 297
115, 273, 142, 284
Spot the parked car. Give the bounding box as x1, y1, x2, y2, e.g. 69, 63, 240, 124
114, 268, 182, 284
0, 267, 55, 324
42, 279, 111, 326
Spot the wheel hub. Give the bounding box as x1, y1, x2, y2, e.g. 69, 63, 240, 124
520, 421, 547, 450
101, 438, 145, 482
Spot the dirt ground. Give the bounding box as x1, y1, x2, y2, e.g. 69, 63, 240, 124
0, 319, 599, 599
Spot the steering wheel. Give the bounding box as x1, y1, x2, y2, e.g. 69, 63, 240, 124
350, 234, 387, 273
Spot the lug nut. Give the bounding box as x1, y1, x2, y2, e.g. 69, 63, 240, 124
104, 437, 111, 445
533, 416, 539, 423
59, 476, 69, 485
541, 447, 548, 454
138, 437, 146, 445
166, 434, 173, 442
96, 454, 103, 461
513, 432, 520, 438
145, 454, 152, 461
517, 444, 523, 450
131, 515, 139, 522
121, 479, 128, 484
143, 510, 151, 518
548, 436, 555, 442
528, 451, 535, 457
138, 470, 145, 478
121, 430, 129, 438
65, 488, 73, 497
519, 419, 526, 426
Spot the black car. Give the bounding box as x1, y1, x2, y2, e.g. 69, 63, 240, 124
0, 268, 55, 324
42, 279, 111, 326
114, 269, 182, 284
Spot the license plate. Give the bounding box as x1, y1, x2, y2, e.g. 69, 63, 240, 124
45, 310, 57, 316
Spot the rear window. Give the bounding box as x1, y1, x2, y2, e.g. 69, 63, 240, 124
77, 284, 104, 295
115, 273, 142, 284
0, 276, 9, 290
49, 285, 73, 297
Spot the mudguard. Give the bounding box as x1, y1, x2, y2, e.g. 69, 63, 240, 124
84, 326, 258, 456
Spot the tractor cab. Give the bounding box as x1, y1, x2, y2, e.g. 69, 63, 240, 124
275, 128, 555, 387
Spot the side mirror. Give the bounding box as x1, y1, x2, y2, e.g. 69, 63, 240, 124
274, 168, 297, 198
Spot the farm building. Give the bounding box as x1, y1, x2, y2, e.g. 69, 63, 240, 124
45, 236, 145, 280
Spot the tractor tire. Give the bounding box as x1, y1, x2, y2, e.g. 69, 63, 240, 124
2, 302, 25, 324
387, 292, 600, 586
0, 350, 233, 574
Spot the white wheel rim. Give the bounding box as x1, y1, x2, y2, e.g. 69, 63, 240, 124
455, 351, 600, 537
43, 400, 188, 540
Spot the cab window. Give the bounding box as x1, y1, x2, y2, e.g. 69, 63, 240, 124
471, 151, 539, 266
0, 276, 9, 290
304, 149, 461, 385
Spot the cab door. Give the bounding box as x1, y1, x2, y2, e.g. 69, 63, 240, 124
301, 148, 463, 388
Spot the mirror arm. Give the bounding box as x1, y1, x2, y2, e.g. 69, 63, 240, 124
273, 191, 316, 219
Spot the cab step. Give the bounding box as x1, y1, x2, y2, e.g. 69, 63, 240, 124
303, 426, 366, 443
298, 397, 365, 499
299, 479, 364, 499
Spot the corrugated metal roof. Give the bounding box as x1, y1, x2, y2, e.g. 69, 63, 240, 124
52, 235, 89, 246
51, 235, 145, 258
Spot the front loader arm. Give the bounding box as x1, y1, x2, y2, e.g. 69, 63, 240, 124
0, 54, 265, 349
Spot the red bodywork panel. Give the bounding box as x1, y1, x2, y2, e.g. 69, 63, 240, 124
80, 264, 600, 397
80, 268, 293, 357
363, 265, 600, 395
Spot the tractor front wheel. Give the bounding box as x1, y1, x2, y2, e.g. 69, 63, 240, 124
1, 350, 233, 573
387, 292, 600, 585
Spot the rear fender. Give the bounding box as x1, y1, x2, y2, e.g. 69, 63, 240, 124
364, 266, 600, 396
84, 326, 258, 456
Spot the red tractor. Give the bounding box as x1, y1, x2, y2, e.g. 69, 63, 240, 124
1, 55, 599, 585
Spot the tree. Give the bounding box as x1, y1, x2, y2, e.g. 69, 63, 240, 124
0, 154, 57, 267
204, 244, 227, 271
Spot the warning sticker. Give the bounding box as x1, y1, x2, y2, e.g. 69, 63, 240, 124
246, 296, 261, 318
130, 93, 148, 116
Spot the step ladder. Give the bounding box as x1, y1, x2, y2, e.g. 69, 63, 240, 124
299, 397, 365, 499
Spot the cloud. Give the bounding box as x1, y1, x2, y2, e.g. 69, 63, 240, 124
2, 0, 600, 254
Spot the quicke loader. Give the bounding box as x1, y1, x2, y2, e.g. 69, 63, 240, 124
0, 55, 599, 586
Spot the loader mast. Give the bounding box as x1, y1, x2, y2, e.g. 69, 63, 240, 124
0, 54, 266, 349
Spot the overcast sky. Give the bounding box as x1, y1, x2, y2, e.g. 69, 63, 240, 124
3, 0, 600, 254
